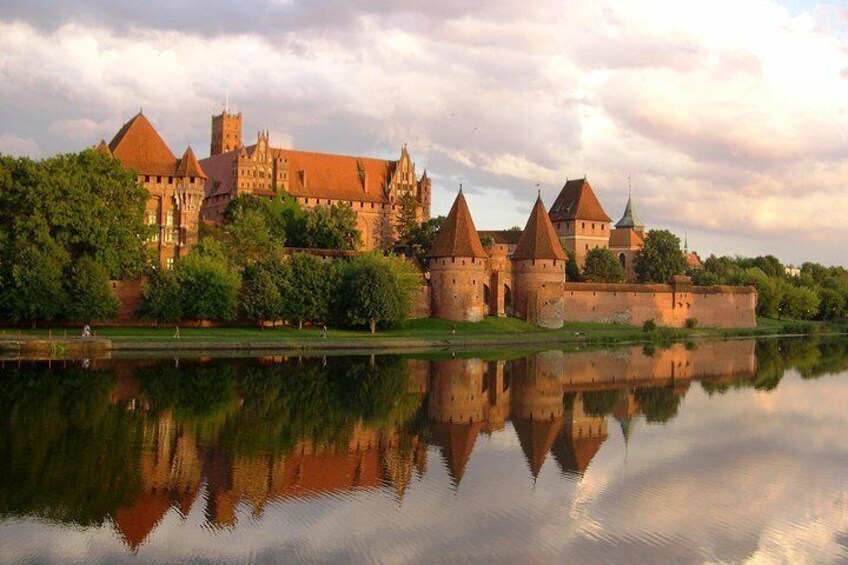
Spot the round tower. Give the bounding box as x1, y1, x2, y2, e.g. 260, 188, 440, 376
511, 195, 567, 328
427, 358, 486, 424
428, 189, 489, 322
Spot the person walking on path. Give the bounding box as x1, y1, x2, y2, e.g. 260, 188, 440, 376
321, 324, 328, 339
173, 326, 180, 339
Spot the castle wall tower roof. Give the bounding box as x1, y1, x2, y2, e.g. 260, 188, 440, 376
513, 195, 567, 261
108, 112, 179, 176
176, 146, 207, 179
615, 196, 644, 230
549, 179, 612, 223
429, 189, 488, 259
94, 139, 112, 157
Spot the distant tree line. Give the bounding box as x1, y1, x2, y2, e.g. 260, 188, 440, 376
690, 255, 847, 321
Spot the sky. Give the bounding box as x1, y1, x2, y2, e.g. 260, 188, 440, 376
0, 0, 846, 267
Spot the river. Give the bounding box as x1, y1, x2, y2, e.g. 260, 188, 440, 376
1, 337, 847, 564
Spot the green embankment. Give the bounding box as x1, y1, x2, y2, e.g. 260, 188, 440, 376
0, 317, 844, 355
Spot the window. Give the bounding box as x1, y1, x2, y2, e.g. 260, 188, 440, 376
146, 211, 156, 225
592, 223, 595, 229
582, 222, 585, 229
619, 253, 626, 268
166, 258, 174, 270
165, 211, 174, 227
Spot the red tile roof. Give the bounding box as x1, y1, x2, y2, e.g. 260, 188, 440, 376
176, 146, 206, 179
512, 196, 567, 261
94, 139, 112, 157
549, 179, 612, 223
275, 148, 396, 203
429, 190, 488, 258
108, 113, 179, 176
609, 227, 645, 249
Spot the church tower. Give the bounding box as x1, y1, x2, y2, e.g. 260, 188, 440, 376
210, 110, 242, 155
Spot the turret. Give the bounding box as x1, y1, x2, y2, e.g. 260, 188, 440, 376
511, 194, 566, 328
428, 188, 488, 322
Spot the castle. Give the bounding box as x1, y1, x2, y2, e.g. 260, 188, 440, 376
425, 188, 757, 328
94, 110, 756, 329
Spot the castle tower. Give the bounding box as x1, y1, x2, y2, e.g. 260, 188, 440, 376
609, 195, 646, 282
210, 110, 242, 156
428, 188, 489, 322
549, 178, 612, 267
511, 195, 567, 328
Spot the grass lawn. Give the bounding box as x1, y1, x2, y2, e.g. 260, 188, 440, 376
0, 316, 842, 351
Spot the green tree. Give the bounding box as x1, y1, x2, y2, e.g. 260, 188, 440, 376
335, 253, 420, 333
743, 267, 782, 318
817, 288, 845, 321
176, 253, 241, 323
64, 256, 119, 322
582, 247, 627, 283
281, 253, 335, 329
634, 230, 688, 283
224, 207, 277, 268
240, 267, 283, 325
780, 283, 820, 320
394, 191, 421, 248
3, 237, 68, 327
302, 203, 361, 250
565, 248, 581, 282
137, 268, 183, 325
402, 216, 444, 268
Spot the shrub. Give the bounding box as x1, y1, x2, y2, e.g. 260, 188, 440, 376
685, 317, 699, 329
642, 319, 657, 333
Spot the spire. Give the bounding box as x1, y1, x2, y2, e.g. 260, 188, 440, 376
615, 195, 645, 230
428, 188, 488, 258
94, 139, 112, 157
512, 194, 567, 261
684, 230, 689, 254
176, 146, 207, 179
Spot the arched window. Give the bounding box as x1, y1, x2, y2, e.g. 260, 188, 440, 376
619, 253, 626, 268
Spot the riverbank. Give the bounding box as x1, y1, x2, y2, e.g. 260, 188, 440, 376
0, 317, 844, 357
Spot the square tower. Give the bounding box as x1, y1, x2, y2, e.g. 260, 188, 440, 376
210, 111, 242, 155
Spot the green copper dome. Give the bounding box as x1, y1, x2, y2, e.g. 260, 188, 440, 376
615, 196, 644, 230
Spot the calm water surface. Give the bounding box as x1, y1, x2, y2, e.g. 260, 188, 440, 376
1, 338, 848, 564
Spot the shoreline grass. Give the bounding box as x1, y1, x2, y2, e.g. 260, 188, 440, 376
0, 317, 845, 357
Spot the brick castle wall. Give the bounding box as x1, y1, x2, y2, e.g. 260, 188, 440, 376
513, 258, 565, 329
560, 282, 757, 328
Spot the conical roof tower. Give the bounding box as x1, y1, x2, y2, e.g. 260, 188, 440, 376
513, 194, 567, 261
429, 188, 488, 259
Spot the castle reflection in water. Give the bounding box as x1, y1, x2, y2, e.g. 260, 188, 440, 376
3, 338, 842, 552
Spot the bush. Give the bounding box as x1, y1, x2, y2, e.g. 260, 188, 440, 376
642, 319, 657, 333
685, 317, 698, 329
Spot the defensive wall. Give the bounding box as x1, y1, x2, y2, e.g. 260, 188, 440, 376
560, 278, 757, 329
